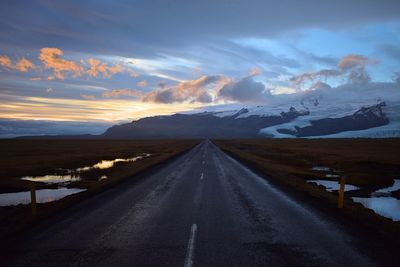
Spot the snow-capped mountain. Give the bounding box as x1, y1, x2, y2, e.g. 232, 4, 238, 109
102, 106, 310, 139
102, 83, 400, 139
259, 83, 400, 138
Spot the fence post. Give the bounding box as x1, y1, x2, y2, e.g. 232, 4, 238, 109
30, 183, 37, 216
338, 177, 345, 209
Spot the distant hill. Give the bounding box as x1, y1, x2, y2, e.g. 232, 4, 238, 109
102, 107, 309, 139
101, 101, 394, 139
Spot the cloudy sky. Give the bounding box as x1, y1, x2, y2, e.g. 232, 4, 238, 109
0, 0, 399, 131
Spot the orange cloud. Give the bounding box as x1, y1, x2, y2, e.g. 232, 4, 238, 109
102, 89, 143, 98
86, 58, 123, 78
338, 54, 369, 70
15, 58, 35, 72
87, 58, 108, 78
39, 48, 83, 80
108, 64, 123, 76
137, 80, 147, 87
29, 77, 41, 81
80, 94, 96, 100
2, 49, 126, 80
0, 55, 35, 72
142, 75, 229, 103
338, 54, 372, 84
0, 55, 13, 69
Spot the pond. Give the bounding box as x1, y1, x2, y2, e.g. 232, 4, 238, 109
352, 197, 400, 221
310, 166, 341, 179
375, 179, 400, 194
308, 178, 400, 222
307, 180, 359, 192
20, 154, 151, 184
311, 166, 331, 172
77, 154, 151, 171
0, 188, 86, 206
21, 173, 81, 184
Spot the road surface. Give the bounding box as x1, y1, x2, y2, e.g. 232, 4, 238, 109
4, 140, 376, 266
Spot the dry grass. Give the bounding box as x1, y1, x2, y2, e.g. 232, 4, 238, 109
214, 138, 400, 243
0, 139, 199, 241
0, 139, 199, 192
215, 139, 400, 188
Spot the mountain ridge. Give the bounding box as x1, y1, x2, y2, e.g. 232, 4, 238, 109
101, 101, 394, 139
102, 106, 310, 139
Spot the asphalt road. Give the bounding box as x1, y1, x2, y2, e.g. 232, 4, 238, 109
4, 140, 376, 267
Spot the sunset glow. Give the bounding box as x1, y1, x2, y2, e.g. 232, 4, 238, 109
0, 0, 399, 135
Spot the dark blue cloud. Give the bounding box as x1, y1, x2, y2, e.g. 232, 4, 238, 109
218, 76, 271, 103
1, 0, 399, 57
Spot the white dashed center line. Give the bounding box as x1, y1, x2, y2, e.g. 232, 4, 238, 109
200, 173, 204, 180
184, 223, 197, 267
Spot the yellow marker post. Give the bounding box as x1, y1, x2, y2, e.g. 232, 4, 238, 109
338, 177, 345, 209
30, 183, 37, 216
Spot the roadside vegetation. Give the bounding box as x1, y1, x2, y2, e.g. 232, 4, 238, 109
214, 138, 400, 243
0, 139, 199, 241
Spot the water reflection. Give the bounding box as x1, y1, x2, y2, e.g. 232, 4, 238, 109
375, 179, 400, 194
308, 179, 400, 221
77, 154, 150, 171
20, 153, 151, 184
21, 174, 81, 184
311, 166, 331, 172
307, 180, 359, 192
325, 174, 340, 178
351, 178, 400, 221
311, 166, 341, 179
0, 188, 86, 206
352, 197, 400, 221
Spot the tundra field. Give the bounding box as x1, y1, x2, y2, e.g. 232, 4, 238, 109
0, 139, 199, 241
1, 138, 399, 247
215, 138, 400, 244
